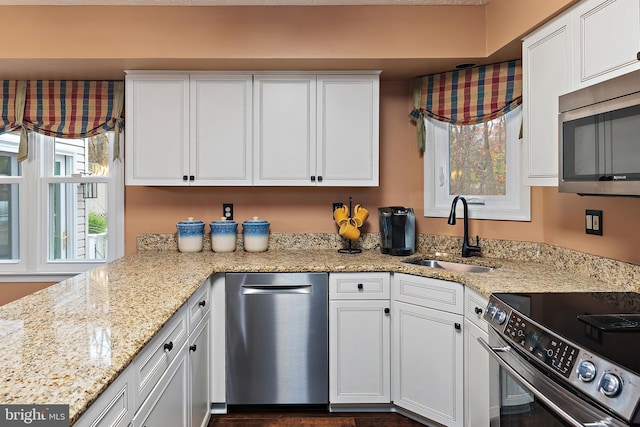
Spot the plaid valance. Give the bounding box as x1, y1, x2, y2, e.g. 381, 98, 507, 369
409, 59, 522, 151
0, 80, 124, 161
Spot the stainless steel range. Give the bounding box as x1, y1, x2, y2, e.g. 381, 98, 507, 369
481, 292, 640, 426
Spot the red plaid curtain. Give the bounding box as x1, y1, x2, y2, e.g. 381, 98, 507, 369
0, 80, 124, 161
409, 60, 522, 151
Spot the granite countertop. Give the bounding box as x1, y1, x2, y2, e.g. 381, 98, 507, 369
0, 247, 636, 424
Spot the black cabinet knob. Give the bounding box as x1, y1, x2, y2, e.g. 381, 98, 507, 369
475, 307, 483, 315
182, 175, 188, 181
357, 283, 364, 290
454, 323, 461, 330
317, 176, 323, 182
190, 344, 197, 352
189, 175, 195, 181
311, 176, 316, 182
384, 308, 390, 314
163, 341, 174, 352
198, 300, 206, 308
637, 51, 640, 61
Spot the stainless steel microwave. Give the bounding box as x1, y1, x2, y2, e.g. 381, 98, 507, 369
559, 69, 640, 196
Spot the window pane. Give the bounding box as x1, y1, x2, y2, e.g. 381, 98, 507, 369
0, 183, 19, 260
48, 183, 108, 261
53, 134, 110, 177
0, 133, 22, 177
449, 116, 507, 196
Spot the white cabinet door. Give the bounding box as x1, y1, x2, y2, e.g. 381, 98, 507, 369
73, 369, 134, 427
253, 74, 317, 186
317, 75, 379, 186
132, 343, 189, 427
329, 300, 391, 404
392, 300, 463, 427
463, 319, 490, 427
522, 12, 573, 186
190, 75, 253, 185
573, 0, 640, 88
189, 316, 211, 427
125, 73, 190, 186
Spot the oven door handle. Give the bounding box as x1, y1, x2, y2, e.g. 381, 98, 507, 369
478, 337, 609, 427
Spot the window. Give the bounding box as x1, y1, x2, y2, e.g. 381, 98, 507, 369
0, 131, 123, 280
424, 106, 530, 221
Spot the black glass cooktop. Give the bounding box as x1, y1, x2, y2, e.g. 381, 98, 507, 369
493, 292, 640, 376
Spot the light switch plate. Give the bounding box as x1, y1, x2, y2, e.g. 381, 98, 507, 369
586, 209, 603, 235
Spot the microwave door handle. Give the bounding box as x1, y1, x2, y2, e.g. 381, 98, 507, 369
477, 337, 587, 427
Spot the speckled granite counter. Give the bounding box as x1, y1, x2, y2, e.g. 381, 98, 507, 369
1, 238, 639, 425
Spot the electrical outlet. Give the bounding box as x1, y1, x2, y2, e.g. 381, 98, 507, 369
585, 209, 603, 236
223, 203, 234, 221
332, 202, 343, 214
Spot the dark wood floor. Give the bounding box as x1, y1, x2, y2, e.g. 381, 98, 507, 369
208, 407, 426, 427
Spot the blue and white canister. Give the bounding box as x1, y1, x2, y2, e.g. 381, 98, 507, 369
177, 217, 205, 253
210, 217, 238, 253
242, 217, 270, 252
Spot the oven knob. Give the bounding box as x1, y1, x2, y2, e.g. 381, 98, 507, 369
599, 372, 622, 397
494, 309, 507, 325
577, 360, 597, 382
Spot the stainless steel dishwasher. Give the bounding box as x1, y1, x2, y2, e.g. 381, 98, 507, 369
226, 272, 328, 405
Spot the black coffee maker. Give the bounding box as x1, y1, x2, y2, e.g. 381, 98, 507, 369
378, 207, 415, 256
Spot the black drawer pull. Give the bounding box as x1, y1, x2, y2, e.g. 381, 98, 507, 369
357, 283, 364, 290
198, 300, 206, 308
474, 307, 483, 315
384, 308, 390, 314
163, 341, 174, 352
454, 323, 461, 330
190, 345, 197, 352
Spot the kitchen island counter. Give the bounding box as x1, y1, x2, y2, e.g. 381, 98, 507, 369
0, 247, 636, 424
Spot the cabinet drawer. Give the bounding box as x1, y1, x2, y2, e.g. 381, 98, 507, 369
392, 273, 463, 315
464, 287, 489, 333
329, 273, 390, 300
132, 304, 188, 407
188, 278, 211, 332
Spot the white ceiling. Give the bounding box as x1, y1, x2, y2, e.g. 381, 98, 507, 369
0, 0, 488, 5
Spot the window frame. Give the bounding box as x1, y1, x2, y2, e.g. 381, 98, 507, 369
423, 106, 531, 221
0, 131, 124, 282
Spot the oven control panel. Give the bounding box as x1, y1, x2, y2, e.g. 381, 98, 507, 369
504, 312, 579, 378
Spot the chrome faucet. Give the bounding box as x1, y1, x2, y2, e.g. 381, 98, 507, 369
448, 195, 481, 258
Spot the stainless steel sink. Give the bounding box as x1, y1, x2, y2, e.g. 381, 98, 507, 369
403, 258, 493, 273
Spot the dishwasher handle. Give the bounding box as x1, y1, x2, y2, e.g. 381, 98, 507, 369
241, 284, 312, 295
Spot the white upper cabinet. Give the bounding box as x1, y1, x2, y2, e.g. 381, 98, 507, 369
125, 72, 252, 186
190, 74, 253, 185
253, 74, 317, 186
126, 73, 190, 186
522, 12, 573, 186
573, 0, 640, 89
254, 73, 380, 186
317, 75, 379, 186
126, 71, 379, 187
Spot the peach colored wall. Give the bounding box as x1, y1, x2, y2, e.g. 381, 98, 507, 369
0, 6, 486, 61
0, 282, 54, 306
485, 0, 578, 55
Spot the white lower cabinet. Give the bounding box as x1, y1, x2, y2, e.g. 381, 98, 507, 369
73, 366, 135, 427
132, 342, 190, 427
189, 315, 211, 427
392, 273, 464, 427
329, 273, 391, 405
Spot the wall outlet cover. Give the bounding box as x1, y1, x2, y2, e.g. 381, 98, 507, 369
586, 209, 603, 236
